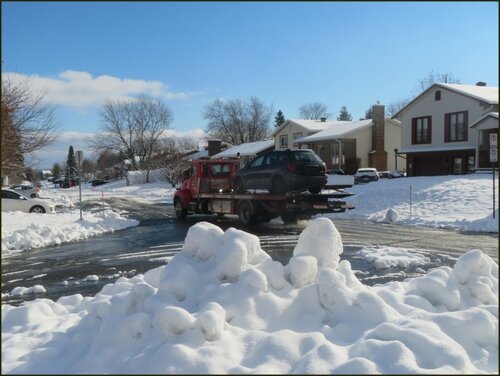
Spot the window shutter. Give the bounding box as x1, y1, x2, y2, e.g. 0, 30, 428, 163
464, 111, 468, 141
411, 118, 416, 144
444, 114, 450, 142
428, 116, 432, 143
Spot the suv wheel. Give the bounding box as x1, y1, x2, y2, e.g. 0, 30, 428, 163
233, 177, 245, 194
308, 186, 321, 194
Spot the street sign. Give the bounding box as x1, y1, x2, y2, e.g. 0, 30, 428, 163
490, 133, 497, 146
490, 147, 497, 163
76, 150, 83, 164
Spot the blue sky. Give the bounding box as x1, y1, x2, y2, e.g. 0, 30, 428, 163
2, 1, 498, 168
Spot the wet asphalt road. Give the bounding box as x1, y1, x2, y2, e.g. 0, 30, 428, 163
2, 197, 498, 306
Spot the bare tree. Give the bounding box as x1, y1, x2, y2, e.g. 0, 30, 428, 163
1, 76, 59, 181
298, 102, 331, 120
155, 137, 197, 187
90, 95, 174, 183
204, 97, 272, 145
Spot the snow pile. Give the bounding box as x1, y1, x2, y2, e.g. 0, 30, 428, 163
1, 210, 139, 254
355, 246, 431, 270
329, 174, 498, 233
2, 219, 497, 374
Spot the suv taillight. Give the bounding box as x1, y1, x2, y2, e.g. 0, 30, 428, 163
287, 163, 296, 172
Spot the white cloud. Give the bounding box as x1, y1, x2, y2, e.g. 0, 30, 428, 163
4, 71, 196, 108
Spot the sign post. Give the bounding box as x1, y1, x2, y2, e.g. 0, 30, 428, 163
76, 151, 83, 221
490, 134, 497, 219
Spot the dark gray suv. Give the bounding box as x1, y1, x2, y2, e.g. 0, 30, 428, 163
233, 149, 327, 194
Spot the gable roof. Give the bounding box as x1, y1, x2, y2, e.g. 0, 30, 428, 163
470, 112, 499, 128
212, 140, 274, 158
392, 83, 499, 119
296, 119, 373, 143
272, 119, 351, 136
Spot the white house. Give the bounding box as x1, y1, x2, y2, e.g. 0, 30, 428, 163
392, 82, 498, 176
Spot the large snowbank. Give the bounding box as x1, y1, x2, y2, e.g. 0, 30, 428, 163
2, 219, 497, 373
328, 174, 498, 233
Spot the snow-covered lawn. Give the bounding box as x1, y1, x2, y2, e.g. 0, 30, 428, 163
2, 218, 497, 373
327, 173, 498, 233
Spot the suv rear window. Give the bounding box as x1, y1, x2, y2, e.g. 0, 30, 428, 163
291, 151, 322, 163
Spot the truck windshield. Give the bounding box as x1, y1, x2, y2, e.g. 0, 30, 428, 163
210, 164, 231, 176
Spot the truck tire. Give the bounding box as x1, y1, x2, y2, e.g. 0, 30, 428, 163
174, 197, 187, 219
281, 213, 298, 224
271, 176, 286, 195
238, 200, 255, 226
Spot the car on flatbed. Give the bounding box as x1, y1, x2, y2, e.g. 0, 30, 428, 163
232, 149, 327, 195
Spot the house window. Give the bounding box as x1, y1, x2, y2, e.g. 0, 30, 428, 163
435, 90, 441, 101
280, 135, 288, 148
293, 132, 303, 147
445, 111, 468, 142
411, 116, 432, 144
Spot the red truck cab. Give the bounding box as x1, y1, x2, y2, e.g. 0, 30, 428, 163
174, 158, 240, 216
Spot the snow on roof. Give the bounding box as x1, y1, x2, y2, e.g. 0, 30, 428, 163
438, 83, 499, 104
297, 119, 373, 143
183, 149, 210, 160
470, 111, 499, 128
272, 119, 352, 136
212, 140, 274, 158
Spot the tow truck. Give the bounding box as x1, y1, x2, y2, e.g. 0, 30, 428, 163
173, 158, 355, 226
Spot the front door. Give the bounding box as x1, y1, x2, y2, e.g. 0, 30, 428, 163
453, 157, 463, 174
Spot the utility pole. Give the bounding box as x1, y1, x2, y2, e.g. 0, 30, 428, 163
76, 150, 83, 221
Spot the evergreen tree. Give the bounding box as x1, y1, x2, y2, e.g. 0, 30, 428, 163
52, 163, 61, 179
274, 110, 285, 128
66, 145, 78, 185
337, 106, 352, 121
363, 107, 373, 120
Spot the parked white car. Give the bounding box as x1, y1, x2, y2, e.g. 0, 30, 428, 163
1, 188, 55, 213
9, 182, 42, 198
354, 168, 380, 183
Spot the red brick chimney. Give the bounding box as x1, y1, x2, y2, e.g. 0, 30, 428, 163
369, 104, 388, 171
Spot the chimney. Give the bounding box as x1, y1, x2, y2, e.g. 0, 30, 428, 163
476, 81, 487, 87
369, 103, 388, 171
320, 117, 327, 122
208, 139, 222, 157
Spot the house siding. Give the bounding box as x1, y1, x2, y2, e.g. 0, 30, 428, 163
401, 87, 486, 153
399, 86, 496, 175
274, 122, 314, 150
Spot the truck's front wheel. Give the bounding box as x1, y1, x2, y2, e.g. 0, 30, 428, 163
238, 200, 255, 226
174, 197, 187, 219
